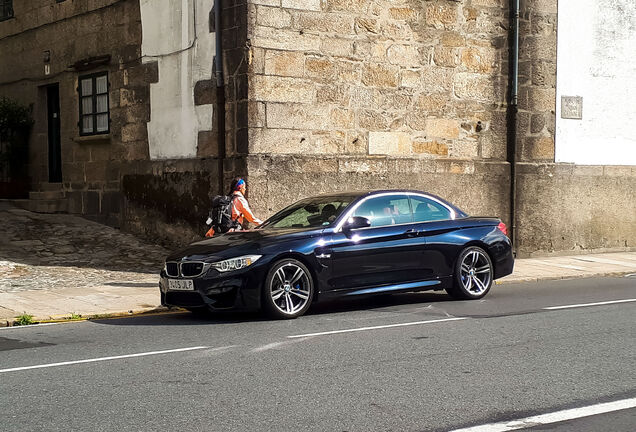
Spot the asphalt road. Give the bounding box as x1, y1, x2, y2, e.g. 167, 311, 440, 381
1, 276, 635, 432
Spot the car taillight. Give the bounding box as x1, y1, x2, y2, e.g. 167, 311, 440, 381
497, 222, 508, 236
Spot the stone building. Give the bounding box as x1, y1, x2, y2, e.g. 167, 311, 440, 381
1, 0, 634, 257
0, 0, 225, 235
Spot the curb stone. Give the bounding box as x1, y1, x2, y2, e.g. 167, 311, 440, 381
0, 306, 171, 328
495, 270, 635, 285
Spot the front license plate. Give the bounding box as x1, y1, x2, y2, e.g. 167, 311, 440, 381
168, 279, 194, 291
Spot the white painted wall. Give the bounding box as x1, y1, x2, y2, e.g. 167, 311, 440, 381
556, 0, 636, 165
140, 0, 215, 159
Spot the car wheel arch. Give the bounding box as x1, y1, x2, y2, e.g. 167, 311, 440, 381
268, 252, 321, 303
455, 240, 497, 276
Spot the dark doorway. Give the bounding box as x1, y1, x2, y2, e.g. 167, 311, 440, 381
46, 84, 62, 183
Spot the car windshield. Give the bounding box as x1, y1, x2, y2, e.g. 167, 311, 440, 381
259, 196, 357, 230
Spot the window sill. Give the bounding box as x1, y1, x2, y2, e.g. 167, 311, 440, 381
73, 134, 111, 144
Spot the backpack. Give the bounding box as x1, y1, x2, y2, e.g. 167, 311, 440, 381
208, 195, 240, 233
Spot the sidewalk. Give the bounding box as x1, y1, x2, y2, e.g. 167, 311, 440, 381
0, 202, 169, 325
1, 203, 635, 326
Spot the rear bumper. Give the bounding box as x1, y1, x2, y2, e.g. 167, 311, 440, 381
491, 239, 515, 280
159, 265, 268, 311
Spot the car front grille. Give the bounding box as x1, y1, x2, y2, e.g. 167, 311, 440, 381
181, 262, 205, 277
166, 262, 179, 277
165, 261, 208, 278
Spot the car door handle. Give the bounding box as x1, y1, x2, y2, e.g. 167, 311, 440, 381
405, 229, 418, 237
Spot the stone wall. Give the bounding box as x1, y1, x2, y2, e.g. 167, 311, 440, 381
247, 154, 509, 223
246, 0, 509, 160
120, 159, 222, 247
517, 164, 636, 256
242, 0, 513, 224
517, 0, 557, 162
223, 0, 249, 158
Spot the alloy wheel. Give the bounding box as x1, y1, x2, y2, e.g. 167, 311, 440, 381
459, 249, 492, 295
269, 262, 312, 316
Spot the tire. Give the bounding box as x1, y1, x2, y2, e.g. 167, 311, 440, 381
262, 258, 314, 319
446, 246, 493, 300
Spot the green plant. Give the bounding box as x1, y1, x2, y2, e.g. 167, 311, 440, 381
68, 313, 83, 320
15, 313, 34, 326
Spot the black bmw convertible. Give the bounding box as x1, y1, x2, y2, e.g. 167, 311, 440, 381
160, 190, 514, 319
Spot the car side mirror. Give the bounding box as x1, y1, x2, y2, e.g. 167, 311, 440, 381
342, 216, 370, 235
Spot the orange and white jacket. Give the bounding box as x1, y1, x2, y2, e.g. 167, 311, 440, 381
231, 191, 262, 227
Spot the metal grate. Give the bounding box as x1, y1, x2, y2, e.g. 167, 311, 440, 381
165, 261, 208, 278
181, 262, 205, 277
165, 262, 179, 277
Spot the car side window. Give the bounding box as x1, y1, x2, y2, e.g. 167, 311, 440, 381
352, 195, 412, 227
270, 199, 352, 228
410, 196, 452, 222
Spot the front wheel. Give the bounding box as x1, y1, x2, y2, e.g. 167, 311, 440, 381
262, 259, 314, 319
446, 246, 493, 300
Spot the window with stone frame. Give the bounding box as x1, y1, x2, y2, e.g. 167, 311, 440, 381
78, 72, 110, 136
0, 0, 13, 22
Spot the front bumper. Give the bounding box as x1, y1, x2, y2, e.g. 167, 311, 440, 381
159, 263, 268, 311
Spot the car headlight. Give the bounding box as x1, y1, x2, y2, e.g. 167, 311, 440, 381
210, 255, 262, 273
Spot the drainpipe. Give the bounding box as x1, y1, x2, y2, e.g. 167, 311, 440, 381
507, 0, 520, 255
214, 0, 226, 195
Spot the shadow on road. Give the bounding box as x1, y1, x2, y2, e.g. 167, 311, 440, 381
92, 291, 454, 327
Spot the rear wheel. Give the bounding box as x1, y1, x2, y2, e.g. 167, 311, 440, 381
262, 259, 314, 319
446, 246, 493, 300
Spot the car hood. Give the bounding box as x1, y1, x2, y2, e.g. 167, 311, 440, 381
165, 228, 321, 262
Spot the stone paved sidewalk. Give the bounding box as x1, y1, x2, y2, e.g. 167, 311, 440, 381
0, 202, 171, 323
499, 252, 636, 283
1, 202, 635, 325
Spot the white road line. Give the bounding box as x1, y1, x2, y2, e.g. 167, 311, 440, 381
0, 322, 66, 331
449, 397, 636, 432
287, 317, 466, 339
0, 346, 208, 374
544, 298, 636, 310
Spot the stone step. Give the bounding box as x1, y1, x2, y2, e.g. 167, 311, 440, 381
35, 182, 64, 192
30, 190, 66, 200
13, 198, 68, 213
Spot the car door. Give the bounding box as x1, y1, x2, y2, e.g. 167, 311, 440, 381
326, 194, 429, 293
409, 194, 458, 278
